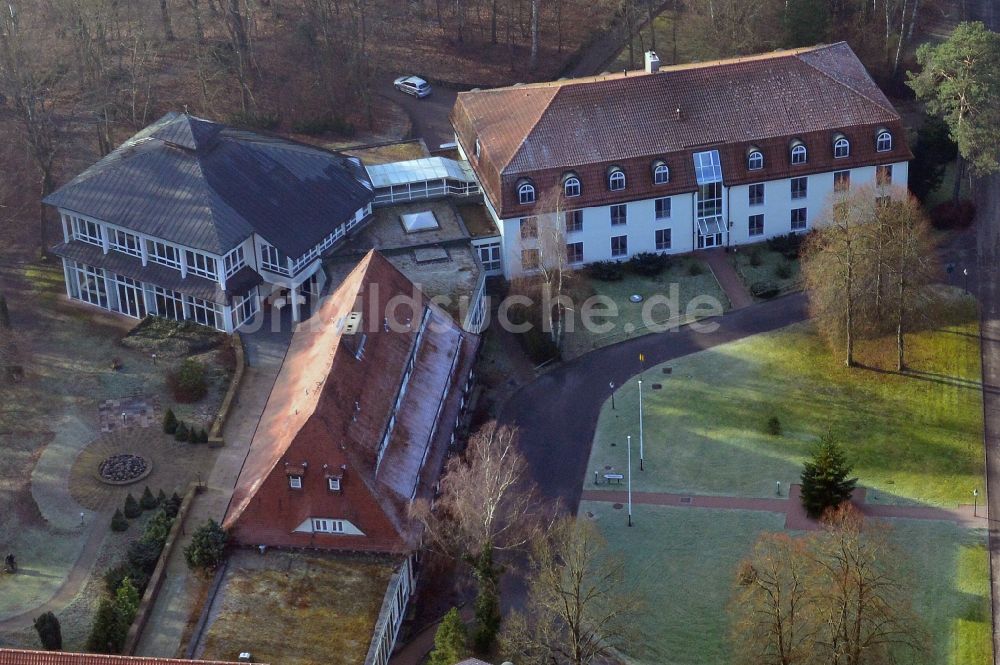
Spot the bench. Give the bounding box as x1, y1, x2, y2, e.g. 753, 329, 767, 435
603, 473, 624, 484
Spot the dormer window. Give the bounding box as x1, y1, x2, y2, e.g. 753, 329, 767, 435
833, 135, 850, 159
328, 477, 341, 491
608, 167, 626, 191
876, 130, 892, 152
652, 161, 669, 185
289, 475, 302, 489
563, 173, 581, 198
517, 180, 536, 204
747, 150, 764, 171
474, 137, 481, 159
790, 141, 807, 165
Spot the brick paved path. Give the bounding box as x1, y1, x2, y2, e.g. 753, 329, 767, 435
582, 484, 988, 531
703, 248, 753, 309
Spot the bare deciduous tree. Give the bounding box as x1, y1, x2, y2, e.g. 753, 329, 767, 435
500, 517, 641, 665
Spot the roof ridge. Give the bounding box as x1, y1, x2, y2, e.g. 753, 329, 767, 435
793, 42, 897, 115
499, 87, 562, 174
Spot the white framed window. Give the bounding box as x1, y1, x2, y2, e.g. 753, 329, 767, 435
791, 207, 808, 231
67, 261, 109, 308
185, 250, 218, 280
72, 217, 104, 247
565, 210, 583, 233
518, 182, 535, 204
519, 217, 538, 239
185, 295, 223, 330
564, 176, 581, 198
749, 214, 764, 237
232, 287, 259, 329
611, 234, 628, 257
289, 475, 303, 489
790, 143, 807, 165
876, 164, 893, 186
655, 228, 671, 251
153, 286, 184, 321
610, 204, 627, 226
653, 163, 669, 184
312, 518, 344, 533
748, 183, 764, 206
477, 242, 502, 272
655, 197, 671, 220
260, 243, 288, 275
147, 240, 180, 269
876, 131, 892, 152
109, 228, 141, 257
566, 241, 584, 264
834, 137, 850, 158
224, 246, 246, 277
791, 177, 808, 200
327, 477, 341, 491
747, 150, 764, 170
608, 169, 626, 191
834, 170, 850, 193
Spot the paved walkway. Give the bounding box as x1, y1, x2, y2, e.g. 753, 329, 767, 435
582, 485, 989, 530
135, 319, 292, 658
388, 605, 475, 665
703, 248, 753, 309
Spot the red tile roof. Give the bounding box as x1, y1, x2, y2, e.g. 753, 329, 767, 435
452, 42, 911, 218
0, 649, 246, 665
223, 250, 478, 552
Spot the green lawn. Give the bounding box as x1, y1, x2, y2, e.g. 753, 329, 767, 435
561, 258, 729, 360
589, 313, 983, 506
728, 243, 800, 298
583, 501, 991, 665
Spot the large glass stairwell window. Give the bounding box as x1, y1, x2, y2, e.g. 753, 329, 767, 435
693, 150, 725, 249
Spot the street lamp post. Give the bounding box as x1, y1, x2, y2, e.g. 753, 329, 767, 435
974, 488, 979, 517
964, 268, 970, 293
610, 381, 616, 410
638, 378, 644, 470
627, 434, 633, 527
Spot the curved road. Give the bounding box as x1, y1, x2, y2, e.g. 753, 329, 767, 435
499, 293, 808, 510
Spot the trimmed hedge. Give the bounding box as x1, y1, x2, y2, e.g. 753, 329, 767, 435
587, 260, 624, 282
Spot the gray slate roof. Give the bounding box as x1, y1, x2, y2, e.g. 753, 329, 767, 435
45, 113, 374, 258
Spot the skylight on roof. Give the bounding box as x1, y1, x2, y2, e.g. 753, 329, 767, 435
693, 150, 723, 185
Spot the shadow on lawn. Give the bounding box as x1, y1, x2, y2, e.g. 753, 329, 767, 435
855, 362, 990, 393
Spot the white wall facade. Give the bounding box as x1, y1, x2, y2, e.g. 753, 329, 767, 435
489, 161, 909, 279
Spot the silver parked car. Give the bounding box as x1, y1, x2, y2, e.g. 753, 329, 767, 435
393, 75, 432, 98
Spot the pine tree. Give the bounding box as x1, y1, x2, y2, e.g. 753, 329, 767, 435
33, 611, 62, 650
0, 294, 10, 329
187, 425, 198, 444
174, 421, 189, 442
198, 428, 209, 444
157, 489, 167, 506
428, 608, 468, 665
123, 493, 141, 519
184, 519, 228, 570
110, 509, 129, 532
140, 486, 158, 510
162, 409, 178, 435
800, 437, 857, 518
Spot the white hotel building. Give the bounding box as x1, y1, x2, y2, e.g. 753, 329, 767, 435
44, 113, 374, 332
450, 43, 911, 278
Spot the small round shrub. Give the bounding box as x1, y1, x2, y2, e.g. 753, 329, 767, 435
930, 200, 976, 230
748, 250, 762, 267
765, 415, 782, 436
166, 359, 208, 403
184, 520, 228, 571
687, 261, 704, 276
187, 425, 198, 444
111, 509, 129, 532
774, 262, 793, 280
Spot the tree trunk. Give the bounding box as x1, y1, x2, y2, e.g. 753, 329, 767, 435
896, 268, 905, 371
845, 245, 855, 367
529, 0, 538, 69
159, 0, 175, 41
189, 0, 205, 42
647, 0, 656, 51
491, 0, 498, 43
952, 155, 965, 202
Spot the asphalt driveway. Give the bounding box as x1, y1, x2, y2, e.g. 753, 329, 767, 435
384, 76, 458, 150
499, 292, 809, 512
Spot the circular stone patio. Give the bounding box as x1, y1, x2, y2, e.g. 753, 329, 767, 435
69, 427, 219, 511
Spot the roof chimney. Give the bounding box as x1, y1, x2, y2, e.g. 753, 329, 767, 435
644, 51, 661, 73
675, 107, 683, 121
